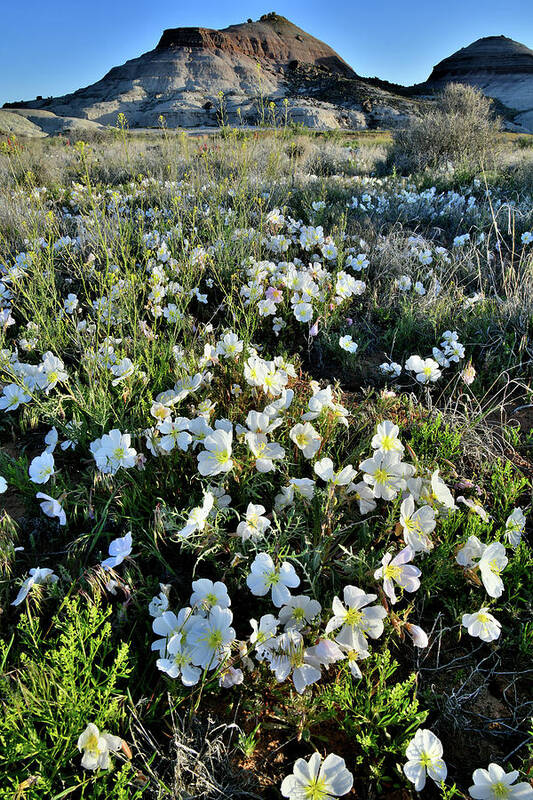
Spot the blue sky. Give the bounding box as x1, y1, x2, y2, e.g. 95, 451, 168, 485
2, 0, 532, 105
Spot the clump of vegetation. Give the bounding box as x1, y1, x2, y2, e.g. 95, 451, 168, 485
391, 83, 501, 173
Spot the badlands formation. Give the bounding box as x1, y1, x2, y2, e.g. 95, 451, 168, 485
2, 14, 532, 135
0, 13, 421, 133
423, 35, 533, 132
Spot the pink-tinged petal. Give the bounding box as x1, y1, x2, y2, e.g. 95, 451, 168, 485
393, 546, 414, 565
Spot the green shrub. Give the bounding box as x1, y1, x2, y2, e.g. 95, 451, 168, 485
391, 83, 500, 172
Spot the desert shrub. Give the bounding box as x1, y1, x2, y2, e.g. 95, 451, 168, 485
391, 83, 501, 172
303, 140, 353, 175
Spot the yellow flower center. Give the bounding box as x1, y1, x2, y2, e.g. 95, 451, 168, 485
207, 630, 223, 650
492, 783, 510, 799
304, 777, 327, 800
383, 564, 401, 581
374, 468, 389, 484
85, 733, 101, 755
344, 607, 363, 627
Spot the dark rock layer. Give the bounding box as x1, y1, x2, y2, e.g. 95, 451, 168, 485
156, 13, 356, 77
428, 35, 533, 79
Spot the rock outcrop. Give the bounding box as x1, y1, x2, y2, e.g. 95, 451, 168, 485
0, 109, 104, 137
3, 13, 417, 132
156, 15, 355, 76
424, 36, 533, 131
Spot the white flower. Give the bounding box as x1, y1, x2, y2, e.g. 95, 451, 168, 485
219, 666, 244, 688
246, 432, 285, 473
397, 275, 412, 291
314, 457, 356, 486
281, 752, 353, 800
44, 426, 58, 453
325, 585, 387, 651
380, 362, 402, 378
374, 547, 421, 604
278, 595, 322, 630
268, 629, 322, 693
158, 635, 201, 685
0, 476, 7, 493
11, 566, 59, 606
399, 495, 436, 552
456, 535, 486, 567
36, 492, 66, 525
177, 492, 215, 538
403, 729, 447, 790
246, 552, 300, 607
432, 347, 450, 368
0, 384, 31, 411
157, 417, 192, 453
77, 723, 122, 771
478, 542, 508, 598
339, 335, 358, 354
462, 608, 501, 642
64, 293, 79, 313
405, 622, 429, 648
237, 503, 271, 541
197, 428, 233, 476
29, 452, 55, 485
405, 355, 441, 384
190, 578, 230, 613
275, 478, 316, 510
289, 422, 322, 459
110, 357, 136, 385
441, 330, 459, 345
505, 508, 526, 548
101, 531, 132, 570
250, 614, 279, 659
293, 301, 314, 323
457, 496, 490, 522
41, 352, 68, 393
359, 450, 406, 501
522, 232, 533, 245
346, 481, 377, 514
302, 385, 349, 426
152, 609, 192, 656
188, 605, 236, 669
216, 332, 243, 359
149, 585, 170, 617
92, 429, 137, 474
371, 420, 404, 456
431, 469, 457, 511
469, 763, 533, 800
